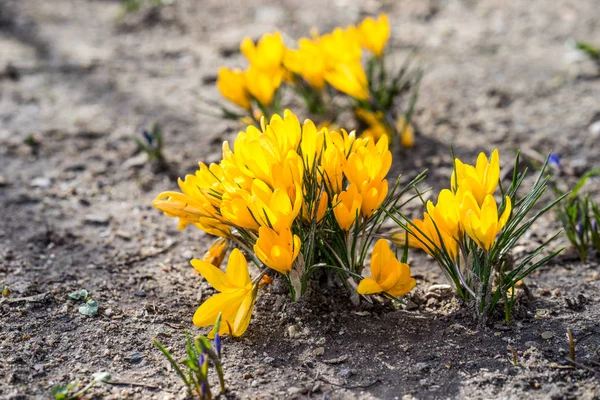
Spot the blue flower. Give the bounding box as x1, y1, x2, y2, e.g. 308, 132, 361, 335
142, 129, 153, 145
548, 153, 561, 168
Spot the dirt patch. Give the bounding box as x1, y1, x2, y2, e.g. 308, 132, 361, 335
1, 0, 599, 399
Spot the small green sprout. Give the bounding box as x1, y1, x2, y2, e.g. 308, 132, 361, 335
51, 372, 110, 399
545, 154, 600, 263
67, 289, 99, 316
154, 313, 226, 400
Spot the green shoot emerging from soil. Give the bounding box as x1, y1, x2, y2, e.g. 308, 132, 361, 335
547, 155, 600, 263
154, 314, 226, 399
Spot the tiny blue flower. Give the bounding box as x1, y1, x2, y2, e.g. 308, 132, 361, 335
215, 332, 221, 357
592, 219, 597, 232
576, 221, 584, 237
548, 153, 561, 168
142, 129, 153, 145
201, 381, 206, 396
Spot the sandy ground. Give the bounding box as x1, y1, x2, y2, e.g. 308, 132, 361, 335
1, 0, 600, 398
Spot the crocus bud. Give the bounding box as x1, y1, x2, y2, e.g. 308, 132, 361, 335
548, 153, 561, 168
215, 333, 221, 357
143, 129, 153, 145
576, 221, 584, 237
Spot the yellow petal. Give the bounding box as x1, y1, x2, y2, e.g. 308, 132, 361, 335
225, 248, 251, 288
357, 277, 384, 295
191, 259, 235, 293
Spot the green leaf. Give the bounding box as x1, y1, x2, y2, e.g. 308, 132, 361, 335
78, 299, 99, 316
68, 289, 88, 301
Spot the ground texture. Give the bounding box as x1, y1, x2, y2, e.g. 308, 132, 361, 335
1, 0, 600, 399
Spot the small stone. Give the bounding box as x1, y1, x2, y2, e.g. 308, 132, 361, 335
84, 215, 110, 226
263, 356, 274, 364
339, 368, 353, 378
286, 324, 301, 339
287, 387, 305, 395
31, 177, 52, 188
0, 175, 7, 186
115, 230, 132, 240
251, 380, 258, 387
127, 352, 144, 364
104, 308, 113, 317
426, 297, 439, 308
589, 120, 600, 137
312, 347, 325, 356
403, 300, 419, 310
134, 290, 146, 297
427, 284, 452, 295
415, 362, 430, 373
123, 152, 149, 169
541, 331, 554, 340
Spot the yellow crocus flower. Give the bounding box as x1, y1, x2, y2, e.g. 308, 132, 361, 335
319, 144, 346, 194
249, 179, 303, 233
396, 116, 415, 148
324, 62, 369, 100
220, 188, 260, 231
463, 194, 512, 251
452, 149, 500, 206
360, 179, 389, 218
425, 189, 461, 239
393, 213, 458, 261
300, 119, 325, 170
264, 110, 303, 161
244, 66, 282, 107
344, 134, 392, 188
254, 226, 301, 274
284, 37, 326, 90
202, 238, 230, 268
357, 239, 416, 297
240, 31, 285, 72
216, 67, 251, 110
152, 176, 230, 237
333, 184, 363, 231
357, 13, 390, 58
191, 248, 257, 337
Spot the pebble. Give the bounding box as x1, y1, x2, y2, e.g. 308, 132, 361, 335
127, 352, 144, 364
123, 152, 149, 169
84, 215, 110, 225
589, 120, 600, 137
0, 175, 7, 186
134, 290, 146, 297
403, 300, 419, 310
286, 324, 302, 339
104, 308, 113, 317
31, 177, 52, 188
287, 386, 305, 395
541, 331, 554, 339
312, 347, 325, 356
339, 368, 353, 378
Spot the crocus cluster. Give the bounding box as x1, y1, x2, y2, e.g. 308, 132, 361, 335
392, 149, 563, 321
404, 150, 511, 258
215, 14, 420, 147
153, 110, 418, 336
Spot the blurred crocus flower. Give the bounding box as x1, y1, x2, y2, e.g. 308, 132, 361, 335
576, 221, 584, 237
143, 129, 153, 145
548, 153, 561, 168
592, 219, 598, 232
